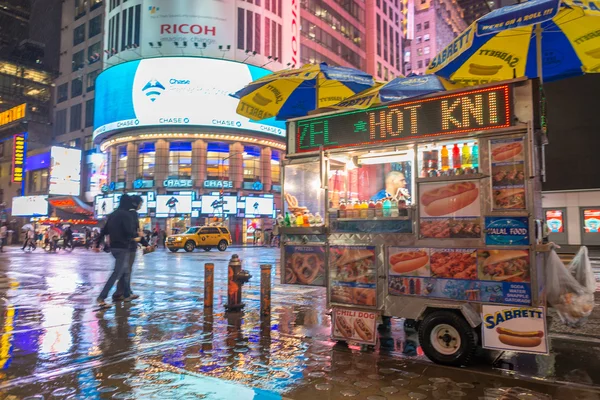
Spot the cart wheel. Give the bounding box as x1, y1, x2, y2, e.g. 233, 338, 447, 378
418, 311, 477, 367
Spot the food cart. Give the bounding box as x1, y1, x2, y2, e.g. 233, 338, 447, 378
280, 78, 552, 366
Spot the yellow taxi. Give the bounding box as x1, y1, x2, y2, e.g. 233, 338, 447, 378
167, 226, 232, 253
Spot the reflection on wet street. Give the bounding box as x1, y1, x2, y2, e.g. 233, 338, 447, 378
0, 247, 599, 399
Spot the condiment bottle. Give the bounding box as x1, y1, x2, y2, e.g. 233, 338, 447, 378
338, 200, 347, 218
382, 199, 392, 217
367, 200, 376, 218
391, 199, 399, 218
375, 200, 384, 218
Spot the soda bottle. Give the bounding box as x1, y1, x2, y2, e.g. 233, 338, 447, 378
452, 143, 461, 169
382, 199, 392, 217
360, 201, 369, 219
367, 200, 376, 218
461, 143, 471, 169
302, 211, 310, 227
296, 213, 304, 227
441, 145, 449, 171
375, 200, 383, 218
390, 199, 399, 218
353, 200, 361, 219
472, 142, 479, 170
284, 212, 291, 227
338, 200, 347, 218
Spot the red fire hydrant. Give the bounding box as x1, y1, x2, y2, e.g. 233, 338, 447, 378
225, 254, 251, 311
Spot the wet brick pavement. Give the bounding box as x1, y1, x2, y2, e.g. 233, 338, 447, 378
0, 246, 599, 399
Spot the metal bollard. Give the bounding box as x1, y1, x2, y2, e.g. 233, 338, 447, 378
260, 264, 272, 316
225, 254, 252, 311
204, 263, 214, 309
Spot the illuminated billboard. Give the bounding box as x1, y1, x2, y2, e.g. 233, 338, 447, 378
93, 57, 285, 142
11, 133, 26, 183
200, 195, 237, 215
95, 196, 115, 217
244, 197, 274, 216
156, 195, 192, 217
12, 196, 48, 217
49, 147, 82, 195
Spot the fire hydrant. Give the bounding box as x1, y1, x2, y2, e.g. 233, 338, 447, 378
225, 254, 251, 311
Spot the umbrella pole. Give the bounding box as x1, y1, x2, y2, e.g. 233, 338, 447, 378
535, 23, 543, 85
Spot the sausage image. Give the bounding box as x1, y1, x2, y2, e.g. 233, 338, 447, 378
420, 182, 479, 216
335, 315, 353, 338
497, 327, 544, 348
468, 63, 503, 76
354, 318, 374, 342
492, 142, 523, 162
390, 250, 429, 274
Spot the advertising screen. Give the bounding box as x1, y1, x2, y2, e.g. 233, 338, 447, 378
49, 147, 82, 195
545, 210, 564, 233
96, 196, 114, 216
156, 195, 192, 216
244, 197, 274, 216
87, 153, 108, 200
200, 195, 237, 215
94, 58, 285, 141
583, 209, 600, 233
12, 196, 48, 216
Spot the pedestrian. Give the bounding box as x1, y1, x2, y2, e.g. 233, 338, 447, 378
160, 229, 166, 248
96, 195, 138, 308
151, 228, 159, 247
85, 227, 92, 249
112, 195, 149, 302
63, 225, 74, 249
0, 224, 7, 252
22, 228, 35, 250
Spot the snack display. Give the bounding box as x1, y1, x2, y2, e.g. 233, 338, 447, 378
430, 249, 478, 280
284, 246, 326, 286
479, 250, 530, 282
330, 246, 377, 306
284, 193, 308, 216
420, 182, 479, 217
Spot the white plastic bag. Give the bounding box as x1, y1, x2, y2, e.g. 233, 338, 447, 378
545, 247, 595, 327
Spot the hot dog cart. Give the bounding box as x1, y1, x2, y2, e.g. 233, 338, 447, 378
280, 78, 551, 366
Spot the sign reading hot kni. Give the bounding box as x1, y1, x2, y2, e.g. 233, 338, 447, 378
11, 133, 26, 183
294, 85, 512, 153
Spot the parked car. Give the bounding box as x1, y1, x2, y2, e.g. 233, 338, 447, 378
167, 226, 232, 253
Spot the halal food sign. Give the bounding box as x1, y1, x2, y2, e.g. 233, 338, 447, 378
294, 85, 512, 153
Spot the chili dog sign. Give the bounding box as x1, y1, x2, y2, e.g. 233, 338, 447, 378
482, 305, 548, 354
332, 308, 378, 345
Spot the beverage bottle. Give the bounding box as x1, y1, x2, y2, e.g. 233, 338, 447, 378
391, 199, 399, 217
382, 199, 392, 217
303, 211, 310, 227
375, 200, 383, 218
360, 201, 369, 219
353, 200, 361, 219
471, 142, 479, 170
367, 200, 376, 218
284, 212, 291, 227
441, 145, 449, 171
461, 143, 471, 169
338, 200, 347, 218
452, 143, 461, 169
296, 213, 304, 226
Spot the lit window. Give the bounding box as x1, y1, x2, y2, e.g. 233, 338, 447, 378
424, 46, 430, 54
243, 145, 261, 182
207, 142, 230, 180
168, 142, 192, 179
138, 142, 155, 179
117, 145, 127, 181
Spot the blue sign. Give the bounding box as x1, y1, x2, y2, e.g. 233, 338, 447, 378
485, 216, 529, 246
133, 179, 154, 189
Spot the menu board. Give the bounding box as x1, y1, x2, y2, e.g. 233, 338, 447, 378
545, 210, 564, 233
388, 248, 531, 305
490, 138, 526, 210
583, 209, 600, 233
283, 245, 326, 286
419, 180, 481, 239
330, 246, 377, 307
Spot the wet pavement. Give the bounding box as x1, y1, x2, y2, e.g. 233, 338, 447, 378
0, 246, 599, 399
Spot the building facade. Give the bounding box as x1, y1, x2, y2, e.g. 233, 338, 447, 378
403, 0, 467, 76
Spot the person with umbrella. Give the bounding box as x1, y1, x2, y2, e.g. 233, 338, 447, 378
21, 224, 36, 251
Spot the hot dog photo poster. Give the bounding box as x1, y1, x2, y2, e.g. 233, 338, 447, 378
419, 180, 481, 239
329, 246, 377, 307
332, 308, 379, 345
283, 245, 326, 286
490, 138, 526, 210
482, 305, 548, 354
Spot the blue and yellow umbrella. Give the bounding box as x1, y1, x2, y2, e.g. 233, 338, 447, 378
427, 0, 600, 84
232, 63, 375, 120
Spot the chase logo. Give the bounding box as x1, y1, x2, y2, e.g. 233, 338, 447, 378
142, 79, 166, 102
148, 6, 159, 14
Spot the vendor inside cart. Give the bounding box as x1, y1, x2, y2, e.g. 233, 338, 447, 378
371, 171, 410, 203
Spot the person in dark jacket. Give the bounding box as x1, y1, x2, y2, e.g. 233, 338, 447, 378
97, 195, 138, 308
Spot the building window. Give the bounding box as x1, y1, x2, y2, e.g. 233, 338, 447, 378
207, 142, 229, 180
424, 46, 430, 54
138, 142, 155, 179
70, 104, 82, 132
87, 69, 100, 92
417, 48, 423, 56
117, 145, 127, 181
88, 41, 102, 64
90, 0, 103, 11
255, 13, 261, 54
84, 135, 93, 151
425, 58, 431, 66
74, 24, 86, 46
416, 23, 422, 32
85, 99, 94, 127
383, 20, 388, 62
72, 50, 84, 71
75, 0, 86, 20
377, 62, 382, 78
376, 15, 381, 56
417, 60, 423, 68
28, 169, 49, 194
424, 21, 430, 30
55, 109, 67, 136
168, 142, 192, 179
57, 83, 68, 103
271, 150, 281, 185
416, 36, 421, 44
424, 33, 430, 41
71, 77, 83, 98
237, 8, 245, 50
384, 67, 389, 81
243, 146, 261, 182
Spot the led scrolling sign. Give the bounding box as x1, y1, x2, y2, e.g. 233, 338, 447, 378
294, 85, 512, 153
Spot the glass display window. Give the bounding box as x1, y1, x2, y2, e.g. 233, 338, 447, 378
283, 160, 325, 224
417, 139, 479, 178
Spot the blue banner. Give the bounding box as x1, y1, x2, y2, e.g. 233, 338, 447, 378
477, 0, 560, 36
485, 216, 529, 245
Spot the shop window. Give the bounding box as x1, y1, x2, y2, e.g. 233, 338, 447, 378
168, 142, 192, 179
138, 142, 155, 179
57, 83, 68, 103
89, 15, 102, 38
75, 0, 86, 20
71, 77, 83, 98
271, 150, 281, 184
88, 41, 102, 64
207, 142, 229, 180
243, 145, 261, 182
117, 145, 127, 181
72, 50, 85, 71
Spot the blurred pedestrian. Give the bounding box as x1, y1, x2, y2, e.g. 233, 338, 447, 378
22, 228, 35, 250
151, 228, 159, 246
160, 229, 166, 248
96, 195, 137, 308
0, 223, 7, 252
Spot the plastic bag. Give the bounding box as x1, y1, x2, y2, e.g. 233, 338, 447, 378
545, 247, 595, 327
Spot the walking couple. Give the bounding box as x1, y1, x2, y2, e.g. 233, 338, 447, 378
97, 194, 152, 308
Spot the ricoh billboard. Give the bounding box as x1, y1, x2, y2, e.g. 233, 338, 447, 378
93, 57, 285, 142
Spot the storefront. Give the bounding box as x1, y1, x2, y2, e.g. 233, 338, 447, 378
542, 190, 600, 246
92, 57, 285, 243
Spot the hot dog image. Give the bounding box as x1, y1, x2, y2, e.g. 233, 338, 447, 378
354, 318, 374, 342
335, 315, 353, 338
390, 250, 429, 274
497, 327, 543, 347
468, 63, 503, 76
492, 142, 523, 162
420, 182, 479, 217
